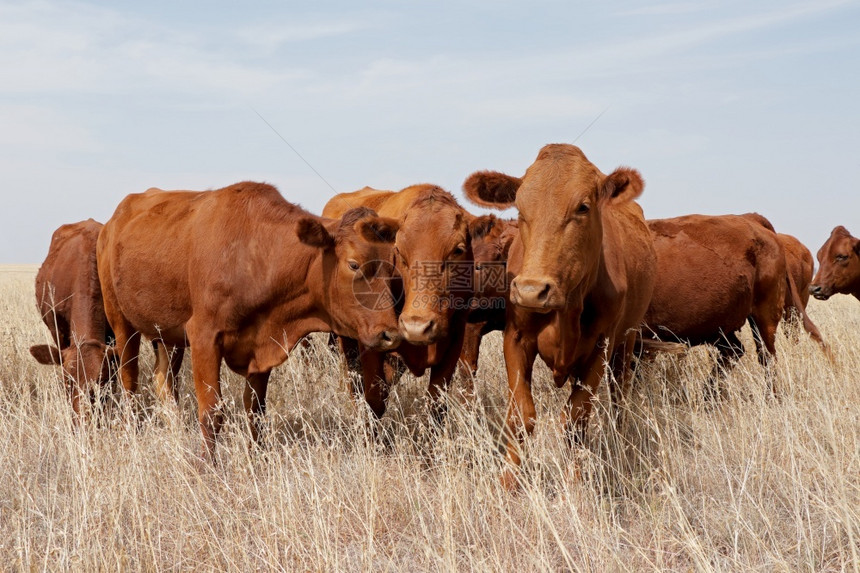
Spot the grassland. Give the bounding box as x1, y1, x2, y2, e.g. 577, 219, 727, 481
1, 266, 858, 572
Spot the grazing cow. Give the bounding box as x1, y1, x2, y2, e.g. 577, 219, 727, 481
31, 220, 188, 416
810, 226, 860, 302
322, 184, 498, 420
464, 144, 657, 487
778, 233, 825, 347
29, 219, 116, 417
642, 213, 815, 396
458, 218, 518, 380
98, 182, 402, 456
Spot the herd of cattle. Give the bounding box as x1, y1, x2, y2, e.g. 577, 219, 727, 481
28, 143, 860, 486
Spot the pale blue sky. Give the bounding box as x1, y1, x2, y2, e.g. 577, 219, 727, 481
2, 0, 858, 262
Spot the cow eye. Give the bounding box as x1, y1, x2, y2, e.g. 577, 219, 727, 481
576, 202, 590, 215
348, 259, 360, 271
452, 243, 467, 257
475, 264, 484, 271
836, 254, 849, 262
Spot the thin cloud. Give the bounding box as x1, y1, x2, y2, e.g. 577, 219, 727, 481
235, 20, 369, 51
616, 2, 717, 16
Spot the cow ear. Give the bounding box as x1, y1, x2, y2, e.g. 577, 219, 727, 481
853, 236, 860, 255
296, 217, 336, 249
30, 344, 61, 365
469, 215, 498, 240
463, 171, 521, 209
832, 226, 849, 238
600, 167, 644, 203
358, 217, 399, 243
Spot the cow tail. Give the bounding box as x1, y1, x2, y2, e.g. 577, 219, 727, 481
785, 270, 831, 358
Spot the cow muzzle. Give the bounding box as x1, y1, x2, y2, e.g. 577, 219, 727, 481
399, 315, 440, 345
510, 276, 563, 311
363, 328, 402, 351
809, 284, 832, 301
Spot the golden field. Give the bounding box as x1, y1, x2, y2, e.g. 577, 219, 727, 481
1, 266, 858, 572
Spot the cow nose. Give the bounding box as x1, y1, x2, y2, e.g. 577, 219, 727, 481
363, 327, 402, 351
378, 328, 402, 350
511, 276, 558, 309
809, 284, 831, 300
399, 315, 437, 344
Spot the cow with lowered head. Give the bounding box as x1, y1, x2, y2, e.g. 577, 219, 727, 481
98, 181, 402, 457
464, 144, 657, 488
31, 219, 192, 419
30, 219, 117, 418
323, 184, 499, 422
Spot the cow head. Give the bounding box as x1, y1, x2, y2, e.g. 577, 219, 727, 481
389, 185, 496, 345
30, 340, 114, 405
470, 217, 517, 298
810, 226, 860, 300
464, 144, 643, 311
296, 207, 403, 350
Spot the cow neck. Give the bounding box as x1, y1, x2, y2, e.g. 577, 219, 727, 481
549, 243, 607, 373
69, 271, 108, 347
248, 242, 333, 354
292, 246, 338, 344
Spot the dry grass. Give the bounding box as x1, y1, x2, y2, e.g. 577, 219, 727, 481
2, 267, 859, 572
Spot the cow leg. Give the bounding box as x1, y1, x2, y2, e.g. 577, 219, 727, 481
748, 315, 778, 369
456, 321, 485, 401
608, 331, 636, 427
338, 336, 363, 397
748, 313, 780, 395
339, 336, 389, 420
100, 270, 140, 400
102, 313, 141, 399
501, 326, 538, 490
169, 346, 185, 399
562, 345, 606, 449
187, 323, 224, 460
357, 345, 389, 419
708, 331, 744, 401
427, 325, 468, 426
116, 328, 142, 398
243, 371, 271, 446
153, 341, 183, 405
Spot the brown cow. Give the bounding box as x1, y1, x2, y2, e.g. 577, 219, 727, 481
98, 182, 402, 456
457, 218, 518, 381
322, 184, 497, 420
464, 144, 657, 488
31, 220, 188, 417
642, 213, 815, 396
30, 219, 116, 417
778, 233, 825, 347
810, 226, 860, 302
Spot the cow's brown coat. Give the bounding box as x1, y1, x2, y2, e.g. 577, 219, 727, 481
98, 182, 402, 455
30, 219, 115, 416
642, 213, 825, 393
322, 184, 497, 419
464, 144, 657, 488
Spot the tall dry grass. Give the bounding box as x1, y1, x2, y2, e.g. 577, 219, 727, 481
1, 266, 858, 572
